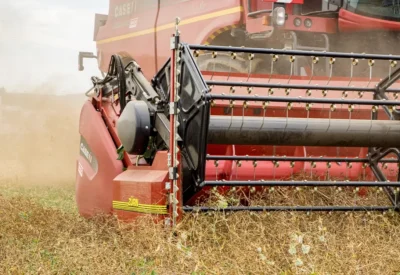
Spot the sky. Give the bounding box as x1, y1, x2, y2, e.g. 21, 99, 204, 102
0, 0, 109, 94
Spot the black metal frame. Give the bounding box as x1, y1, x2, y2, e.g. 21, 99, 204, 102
184, 206, 398, 212
172, 42, 400, 212
189, 44, 400, 60
206, 155, 398, 163
206, 81, 400, 94
247, 0, 272, 18
201, 181, 400, 188
206, 94, 400, 106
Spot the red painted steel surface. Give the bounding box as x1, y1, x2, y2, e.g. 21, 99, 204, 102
249, 0, 273, 11
247, 16, 273, 33
262, 0, 304, 3
76, 101, 124, 218
113, 152, 169, 221
96, 0, 242, 80
338, 8, 400, 32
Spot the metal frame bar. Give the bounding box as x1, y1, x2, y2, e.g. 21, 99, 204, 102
206, 155, 398, 163
184, 206, 397, 212
179, 42, 400, 212
168, 18, 183, 227
201, 181, 400, 187
288, 31, 330, 76
368, 147, 400, 205
247, 0, 272, 17
188, 44, 400, 61
206, 94, 400, 106
206, 80, 400, 93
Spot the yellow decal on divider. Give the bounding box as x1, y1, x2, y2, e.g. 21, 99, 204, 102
113, 197, 168, 215
128, 197, 139, 207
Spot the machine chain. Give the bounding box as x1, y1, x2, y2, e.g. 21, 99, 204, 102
169, 17, 182, 227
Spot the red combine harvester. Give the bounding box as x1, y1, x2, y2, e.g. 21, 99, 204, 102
77, 0, 400, 226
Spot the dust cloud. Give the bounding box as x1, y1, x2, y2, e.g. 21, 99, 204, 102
0, 88, 86, 186
0, 0, 106, 187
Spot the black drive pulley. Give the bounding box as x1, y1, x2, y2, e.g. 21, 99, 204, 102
117, 101, 151, 155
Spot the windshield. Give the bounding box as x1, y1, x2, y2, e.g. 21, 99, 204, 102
345, 0, 400, 21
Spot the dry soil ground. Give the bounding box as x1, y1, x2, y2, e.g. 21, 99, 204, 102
1, 92, 400, 275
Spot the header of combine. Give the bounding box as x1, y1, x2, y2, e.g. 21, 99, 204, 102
77, 1, 400, 227
76, 16, 400, 227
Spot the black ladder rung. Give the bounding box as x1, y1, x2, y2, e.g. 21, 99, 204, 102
206, 155, 398, 163
188, 43, 400, 61
183, 206, 398, 212
205, 94, 400, 106
201, 181, 400, 187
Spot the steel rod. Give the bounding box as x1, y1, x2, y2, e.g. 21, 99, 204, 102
183, 206, 397, 212
188, 44, 400, 61
206, 80, 400, 93
375, 66, 400, 94
206, 94, 400, 106
248, 9, 272, 17
206, 155, 399, 163
208, 116, 400, 147
201, 181, 400, 187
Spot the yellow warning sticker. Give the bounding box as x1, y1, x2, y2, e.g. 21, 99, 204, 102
113, 197, 168, 215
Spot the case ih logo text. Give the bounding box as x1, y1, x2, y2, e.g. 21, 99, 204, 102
114, 1, 136, 18
80, 142, 93, 163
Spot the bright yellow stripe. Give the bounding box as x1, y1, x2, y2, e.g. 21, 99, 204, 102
112, 201, 168, 215
113, 204, 166, 210
114, 207, 168, 215
97, 6, 243, 45
113, 202, 166, 209
113, 207, 168, 215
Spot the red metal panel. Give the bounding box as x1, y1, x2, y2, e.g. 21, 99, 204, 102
112, 152, 169, 222
76, 101, 124, 218
96, 0, 243, 80
262, 0, 304, 4
253, 0, 273, 11
97, 1, 159, 76
246, 16, 273, 33
155, 0, 242, 72
338, 8, 400, 32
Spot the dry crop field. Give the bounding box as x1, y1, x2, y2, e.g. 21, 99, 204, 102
1, 92, 400, 275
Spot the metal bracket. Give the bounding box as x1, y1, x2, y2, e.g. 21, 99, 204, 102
285, 31, 330, 76
170, 36, 177, 50
368, 147, 400, 206
169, 102, 178, 115
169, 167, 179, 180
78, 52, 97, 71
170, 17, 181, 50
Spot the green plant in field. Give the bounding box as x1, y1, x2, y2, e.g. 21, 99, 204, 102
40, 249, 59, 268
18, 211, 30, 221
0, 183, 76, 213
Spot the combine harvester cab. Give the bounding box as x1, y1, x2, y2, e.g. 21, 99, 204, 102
76, 1, 400, 226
